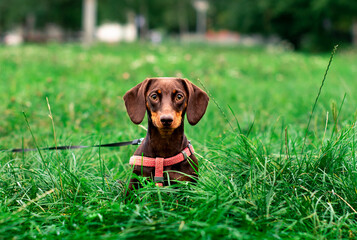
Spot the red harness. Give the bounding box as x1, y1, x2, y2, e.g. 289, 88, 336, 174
129, 144, 195, 186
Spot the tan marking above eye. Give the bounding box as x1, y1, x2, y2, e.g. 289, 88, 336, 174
173, 89, 177, 94
157, 89, 162, 94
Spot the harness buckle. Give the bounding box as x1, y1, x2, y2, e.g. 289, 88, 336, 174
181, 150, 188, 160
154, 176, 164, 183
187, 143, 193, 155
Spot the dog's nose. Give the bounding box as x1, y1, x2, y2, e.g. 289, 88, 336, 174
160, 115, 173, 127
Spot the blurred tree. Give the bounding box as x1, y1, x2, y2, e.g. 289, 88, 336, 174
0, 0, 81, 31
208, 0, 357, 51
97, 0, 195, 38
0, 0, 356, 50
97, 0, 132, 23
144, 0, 196, 34
313, 0, 357, 46
268, 0, 357, 50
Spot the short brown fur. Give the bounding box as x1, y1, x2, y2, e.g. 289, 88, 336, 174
123, 77, 209, 190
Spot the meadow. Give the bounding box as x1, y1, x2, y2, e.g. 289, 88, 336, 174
0, 42, 356, 239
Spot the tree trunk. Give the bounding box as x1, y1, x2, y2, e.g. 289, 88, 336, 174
178, 0, 188, 38
139, 1, 148, 40
82, 0, 97, 45
193, 0, 209, 36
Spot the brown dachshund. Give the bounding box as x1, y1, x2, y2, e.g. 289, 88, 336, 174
123, 77, 209, 189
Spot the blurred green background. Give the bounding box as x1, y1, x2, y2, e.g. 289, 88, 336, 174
1, 0, 357, 51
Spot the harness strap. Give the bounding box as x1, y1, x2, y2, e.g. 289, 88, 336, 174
129, 144, 195, 187
154, 158, 164, 187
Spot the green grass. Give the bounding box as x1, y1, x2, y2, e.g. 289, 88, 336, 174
0, 42, 356, 239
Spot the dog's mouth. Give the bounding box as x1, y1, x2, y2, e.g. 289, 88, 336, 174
155, 126, 175, 137
157, 122, 177, 131
160, 125, 176, 130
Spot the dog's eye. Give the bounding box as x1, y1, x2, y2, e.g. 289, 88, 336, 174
176, 93, 184, 101
150, 93, 158, 101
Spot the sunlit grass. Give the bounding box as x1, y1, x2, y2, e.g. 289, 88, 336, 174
0, 43, 356, 239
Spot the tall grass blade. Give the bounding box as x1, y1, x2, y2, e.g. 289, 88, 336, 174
301, 45, 338, 154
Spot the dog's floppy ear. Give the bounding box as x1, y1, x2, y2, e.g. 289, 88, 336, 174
123, 78, 151, 124
183, 79, 209, 125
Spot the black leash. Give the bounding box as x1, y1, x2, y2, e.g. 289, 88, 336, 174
0, 138, 144, 153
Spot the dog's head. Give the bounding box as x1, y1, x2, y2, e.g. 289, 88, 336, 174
123, 77, 209, 133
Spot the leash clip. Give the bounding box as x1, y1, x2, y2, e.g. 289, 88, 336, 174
132, 138, 144, 145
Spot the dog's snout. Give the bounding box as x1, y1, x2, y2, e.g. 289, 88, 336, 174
160, 115, 174, 127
